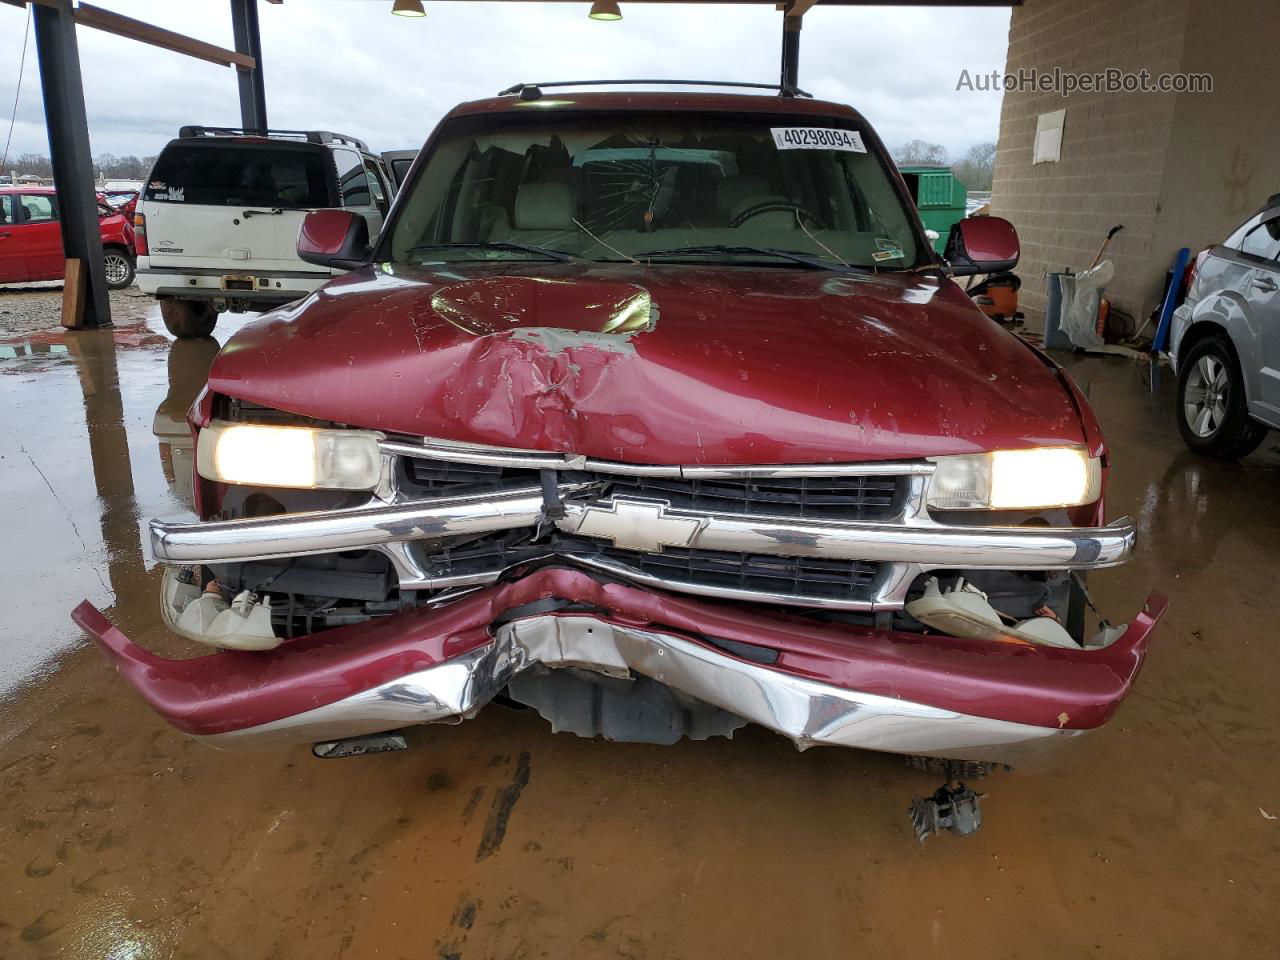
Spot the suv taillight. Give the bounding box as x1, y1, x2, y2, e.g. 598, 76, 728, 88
1182, 247, 1210, 301
133, 212, 148, 256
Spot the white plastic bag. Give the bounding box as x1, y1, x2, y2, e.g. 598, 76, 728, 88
1058, 259, 1114, 350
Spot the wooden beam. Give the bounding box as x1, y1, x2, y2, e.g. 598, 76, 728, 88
787, 0, 820, 16
61, 258, 87, 329
72, 3, 255, 69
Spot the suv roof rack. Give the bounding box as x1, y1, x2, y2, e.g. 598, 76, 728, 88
496, 79, 813, 100
177, 126, 370, 152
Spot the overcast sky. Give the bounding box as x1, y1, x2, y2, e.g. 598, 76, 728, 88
0, 0, 1010, 166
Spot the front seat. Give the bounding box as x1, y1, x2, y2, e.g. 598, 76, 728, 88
487, 182, 579, 248
510, 182, 575, 234
716, 175, 770, 221
717, 175, 798, 233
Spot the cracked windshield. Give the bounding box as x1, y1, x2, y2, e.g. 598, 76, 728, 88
388, 111, 922, 271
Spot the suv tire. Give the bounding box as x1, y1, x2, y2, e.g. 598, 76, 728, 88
103, 247, 135, 290
1176, 335, 1266, 459
160, 298, 218, 339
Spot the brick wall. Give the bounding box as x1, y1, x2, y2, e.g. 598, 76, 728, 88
990, 0, 1190, 329
1150, 0, 1280, 286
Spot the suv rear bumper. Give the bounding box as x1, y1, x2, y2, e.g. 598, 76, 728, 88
72, 566, 1166, 765
136, 263, 332, 305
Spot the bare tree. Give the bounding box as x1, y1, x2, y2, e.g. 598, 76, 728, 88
94, 152, 119, 177
893, 140, 949, 166
96, 153, 150, 179
952, 142, 997, 191
13, 153, 53, 178
5, 152, 154, 181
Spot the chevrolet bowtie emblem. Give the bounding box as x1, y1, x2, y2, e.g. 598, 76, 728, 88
563, 498, 704, 553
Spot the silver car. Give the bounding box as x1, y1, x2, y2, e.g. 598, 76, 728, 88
1169, 196, 1280, 458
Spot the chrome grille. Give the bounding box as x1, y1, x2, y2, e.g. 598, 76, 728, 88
594, 544, 880, 601
604, 473, 898, 521
412, 532, 881, 605
401, 457, 513, 492
417, 533, 545, 581
399, 456, 903, 522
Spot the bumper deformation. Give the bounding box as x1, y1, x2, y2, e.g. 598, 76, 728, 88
73, 567, 1166, 765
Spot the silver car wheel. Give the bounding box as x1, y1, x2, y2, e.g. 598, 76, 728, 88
103, 252, 131, 286
1183, 354, 1229, 438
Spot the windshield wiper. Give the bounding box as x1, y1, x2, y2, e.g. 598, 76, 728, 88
635, 244, 866, 273
407, 241, 585, 263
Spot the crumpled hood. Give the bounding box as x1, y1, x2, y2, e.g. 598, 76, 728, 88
207, 263, 1086, 464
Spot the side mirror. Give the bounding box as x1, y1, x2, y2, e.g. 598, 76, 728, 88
944, 216, 1019, 276
297, 209, 371, 269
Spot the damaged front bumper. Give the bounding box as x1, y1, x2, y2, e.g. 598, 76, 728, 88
74, 567, 1166, 766
77, 445, 1165, 765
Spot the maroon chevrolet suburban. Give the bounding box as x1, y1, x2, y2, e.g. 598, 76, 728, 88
75, 82, 1164, 839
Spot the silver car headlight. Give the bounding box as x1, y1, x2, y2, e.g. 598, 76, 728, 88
196, 420, 382, 490
927, 447, 1101, 510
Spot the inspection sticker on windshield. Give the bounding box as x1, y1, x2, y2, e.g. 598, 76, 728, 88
771, 128, 866, 153
874, 237, 904, 259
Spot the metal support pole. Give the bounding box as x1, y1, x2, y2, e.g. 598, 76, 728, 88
32, 0, 110, 328
780, 11, 802, 96
230, 0, 268, 133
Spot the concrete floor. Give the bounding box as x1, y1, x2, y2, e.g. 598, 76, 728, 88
1, 294, 1278, 959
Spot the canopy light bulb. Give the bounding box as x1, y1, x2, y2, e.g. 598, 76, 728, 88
392, 0, 426, 17
589, 1, 622, 20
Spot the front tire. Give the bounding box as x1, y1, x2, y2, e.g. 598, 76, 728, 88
103, 247, 135, 290
160, 298, 218, 339
1176, 336, 1266, 459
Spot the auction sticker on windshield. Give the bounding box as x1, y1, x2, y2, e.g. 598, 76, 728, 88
771, 128, 866, 152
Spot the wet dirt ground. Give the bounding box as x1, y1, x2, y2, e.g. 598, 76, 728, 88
1, 289, 1277, 959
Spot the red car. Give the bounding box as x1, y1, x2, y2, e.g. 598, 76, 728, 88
73, 84, 1164, 838
0, 185, 136, 289
102, 189, 140, 220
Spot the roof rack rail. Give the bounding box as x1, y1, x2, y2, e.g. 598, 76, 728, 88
496, 79, 813, 100
177, 126, 370, 152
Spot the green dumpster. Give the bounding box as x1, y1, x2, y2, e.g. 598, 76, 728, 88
898, 165, 968, 254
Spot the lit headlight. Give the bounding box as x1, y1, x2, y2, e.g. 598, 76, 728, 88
927, 447, 1101, 510
196, 421, 382, 490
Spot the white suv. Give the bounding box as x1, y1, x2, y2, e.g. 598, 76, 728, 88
136, 127, 395, 338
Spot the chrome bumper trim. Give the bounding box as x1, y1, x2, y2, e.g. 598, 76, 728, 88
153, 483, 1134, 609
155, 493, 1132, 574
556, 502, 1136, 571
151, 487, 547, 565
200, 614, 1082, 764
